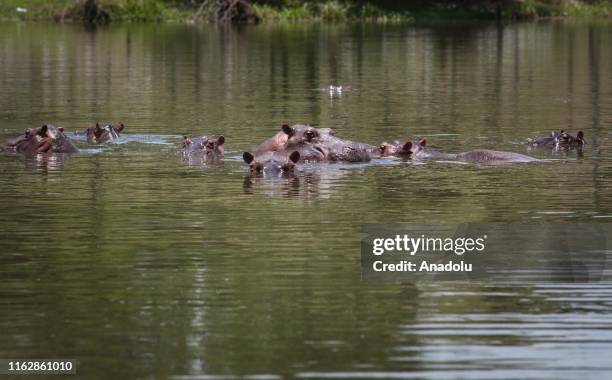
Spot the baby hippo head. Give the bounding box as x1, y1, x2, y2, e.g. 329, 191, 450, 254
378, 140, 415, 157
557, 130, 585, 147
282, 124, 320, 146
243, 151, 300, 176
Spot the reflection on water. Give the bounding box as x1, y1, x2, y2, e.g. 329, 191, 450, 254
1, 20, 612, 379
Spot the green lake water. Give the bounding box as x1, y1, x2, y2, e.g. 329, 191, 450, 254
1, 20, 612, 379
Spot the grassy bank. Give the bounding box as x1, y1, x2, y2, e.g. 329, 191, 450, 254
0, 0, 191, 22
253, 1, 612, 22
1, 0, 611, 23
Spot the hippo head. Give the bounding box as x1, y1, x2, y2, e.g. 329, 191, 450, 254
243, 151, 300, 176
87, 123, 102, 141
181, 135, 193, 148
557, 130, 585, 147
114, 122, 125, 133
182, 135, 225, 159
282, 124, 320, 146
379, 140, 414, 157
87, 123, 121, 143
381, 139, 427, 158
9, 124, 78, 154
203, 135, 225, 158
405, 139, 428, 157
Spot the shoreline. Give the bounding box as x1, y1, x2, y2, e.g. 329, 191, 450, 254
1, 1, 611, 24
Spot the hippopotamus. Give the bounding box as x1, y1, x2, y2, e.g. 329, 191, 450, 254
378, 140, 412, 157
82, 122, 125, 144
181, 135, 225, 164
255, 124, 316, 154
275, 124, 375, 163
527, 130, 585, 148
285, 125, 377, 162
384, 139, 538, 163
6, 124, 79, 154
413, 139, 537, 163
254, 124, 326, 162
243, 151, 301, 176
255, 124, 380, 163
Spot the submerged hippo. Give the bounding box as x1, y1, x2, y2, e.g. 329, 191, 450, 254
181, 135, 225, 164
83, 122, 125, 144
527, 130, 585, 148
385, 139, 538, 163
243, 151, 301, 176
6, 124, 79, 154
412, 139, 538, 163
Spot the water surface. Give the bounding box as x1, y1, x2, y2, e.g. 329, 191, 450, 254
1, 20, 612, 379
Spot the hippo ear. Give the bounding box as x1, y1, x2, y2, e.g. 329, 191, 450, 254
401, 141, 412, 152
115, 122, 125, 132
282, 124, 295, 136
418, 138, 426, 147
38, 124, 48, 137
58, 127, 64, 133
217, 135, 225, 146
243, 152, 254, 164
24, 128, 32, 137
289, 151, 300, 164
577, 131, 584, 139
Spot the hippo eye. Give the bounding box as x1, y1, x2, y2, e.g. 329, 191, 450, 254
305, 131, 315, 139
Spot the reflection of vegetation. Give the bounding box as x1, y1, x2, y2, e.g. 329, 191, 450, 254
1, 0, 611, 22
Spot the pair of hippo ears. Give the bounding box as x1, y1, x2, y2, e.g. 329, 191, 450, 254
26, 125, 63, 137
557, 130, 585, 138
181, 135, 225, 145
400, 138, 426, 150
204, 136, 225, 146
243, 151, 301, 165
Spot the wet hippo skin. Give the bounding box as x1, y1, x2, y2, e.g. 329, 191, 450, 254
6, 124, 79, 154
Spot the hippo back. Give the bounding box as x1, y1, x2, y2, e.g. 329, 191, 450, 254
458, 149, 538, 163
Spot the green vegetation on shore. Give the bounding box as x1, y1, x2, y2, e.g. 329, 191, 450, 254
1, 0, 611, 23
